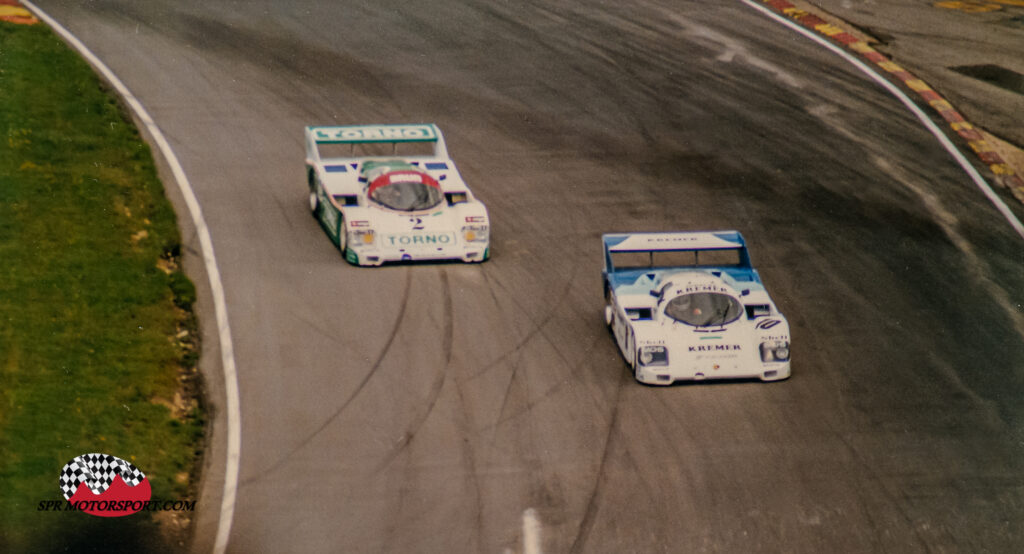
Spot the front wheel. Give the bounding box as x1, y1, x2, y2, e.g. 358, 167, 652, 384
338, 214, 348, 254
308, 180, 321, 216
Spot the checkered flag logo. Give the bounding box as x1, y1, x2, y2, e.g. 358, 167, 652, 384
60, 453, 147, 501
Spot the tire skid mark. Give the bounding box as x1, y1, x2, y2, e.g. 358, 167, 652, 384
480, 330, 609, 436
269, 190, 296, 232
648, 393, 707, 487
287, 309, 352, 347
475, 265, 586, 446
569, 368, 627, 554
490, 347, 526, 446
643, 393, 787, 546
380, 267, 484, 552
440, 268, 455, 366
469, 266, 578, 382
372, 268, 454, 475
479, 268, 566, 368
605, 410, 665, 527
647, 381, 922, 549
451, 366, 486, 553
239, 267, 413, 485
830, 432, 932, 550
488, 374, 567, 440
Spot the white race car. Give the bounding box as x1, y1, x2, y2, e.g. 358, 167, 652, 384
602, 231, 791, 384
305, 124, 490, 265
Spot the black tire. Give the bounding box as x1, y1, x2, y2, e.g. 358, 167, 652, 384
603, 283, 614, 327
308, 171, 320, 217
338, 214, 348, 257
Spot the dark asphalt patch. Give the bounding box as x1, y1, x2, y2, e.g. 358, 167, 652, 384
1000, 15, 1024, 30
951, 64, 1024, 96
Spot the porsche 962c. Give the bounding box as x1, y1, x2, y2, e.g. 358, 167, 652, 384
305, 124, 489, 266
603, 231, 791, 384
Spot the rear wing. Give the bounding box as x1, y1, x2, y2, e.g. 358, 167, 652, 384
602, 231, 752, 273
305, 124, 449, 163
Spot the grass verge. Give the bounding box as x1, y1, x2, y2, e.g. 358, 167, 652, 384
0, 17, 204, 552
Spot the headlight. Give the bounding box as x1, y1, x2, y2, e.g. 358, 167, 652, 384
759, 340, 790, 362
461, 225, 488, 243
348, 229, 375, 246
638, 345, 668, 366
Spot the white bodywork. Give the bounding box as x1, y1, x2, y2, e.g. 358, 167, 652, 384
305, 124, 490, 266
603, 231, 791, 385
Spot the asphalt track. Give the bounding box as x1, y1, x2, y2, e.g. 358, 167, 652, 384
32, 1, 1024, 552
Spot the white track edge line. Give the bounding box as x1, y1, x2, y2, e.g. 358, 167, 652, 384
740, 0, 1024, 240
21, 2, 243, 552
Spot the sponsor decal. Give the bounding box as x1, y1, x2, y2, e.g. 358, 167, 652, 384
608, 233, 739, 251
756, 319, 782, 330
680, 283, 732, 294
688, 344, 742, 352
637, 235, 703, 244
37, 453, 195, 516
385, 233, 454, 247
761, 335, 790, 342
465, 216, 486, 223
315, 125, 436, 142
391, 172, 422, 184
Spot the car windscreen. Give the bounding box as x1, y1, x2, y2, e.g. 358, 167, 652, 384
664, 293, 743, 327
371, 181, 443, 212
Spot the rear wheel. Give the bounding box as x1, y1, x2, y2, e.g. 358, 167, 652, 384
338, 214, 349, 257
308, 171, 320, 216
603, 284, 614, 327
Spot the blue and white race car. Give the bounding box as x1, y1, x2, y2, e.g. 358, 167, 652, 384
305, 124, 489, 265
602, 231, 791, 384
